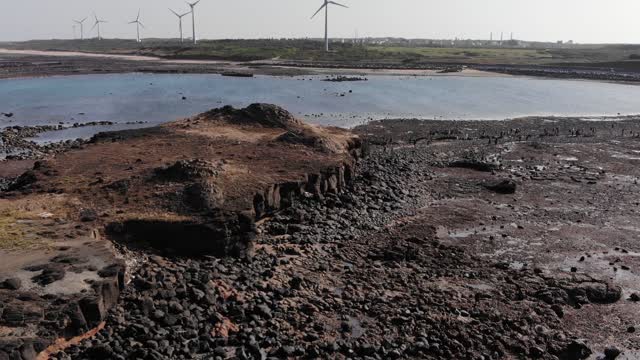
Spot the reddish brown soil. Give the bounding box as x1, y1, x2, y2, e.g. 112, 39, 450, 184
0, 104, 360, 359
3, 104, 359, 224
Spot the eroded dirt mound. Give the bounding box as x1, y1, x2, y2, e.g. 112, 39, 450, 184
194, 104, 360, 154
198, 103, 304, 129
2, 104, 360, 256
154, 159, 223, 182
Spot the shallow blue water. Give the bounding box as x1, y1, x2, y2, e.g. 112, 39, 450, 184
1, 73, 640, 142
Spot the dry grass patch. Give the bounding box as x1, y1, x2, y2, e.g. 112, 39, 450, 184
0, 210, 46, 250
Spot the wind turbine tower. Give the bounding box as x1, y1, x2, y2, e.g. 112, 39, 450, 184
73, 17, 87, 40
129, 9, 145, 43
311, 0, 349, 52
92, 13, 107, 40
170, 9, 191, 43
187, 1, 201, 44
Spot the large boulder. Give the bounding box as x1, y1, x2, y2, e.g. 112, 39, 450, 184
484, 179, 517, 194
570, 282, 622, 304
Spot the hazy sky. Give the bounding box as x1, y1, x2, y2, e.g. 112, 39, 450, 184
1, 0, 639, 43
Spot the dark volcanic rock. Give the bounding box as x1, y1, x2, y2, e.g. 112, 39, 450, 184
84, 344, 114, 360
0, 338, 45, 360
571, 282, 622, 304
0, 178, 12, 192
50, 254, 88, 265
1, 305, 26, 326
29, 263, 66, 286
448, 159, 498, 172
604, 346, 622, 360
484, 179, 517, 194
0, 278, 21, 290
154, 159, 220, 181
7, 170, 38, 191
200, 103, 302, 129
106, 211, 255, 258
182, 181, 225, 211
97, 263, 126, 287
103, 179, 130, 195
563, 340, 592, 360
78, 296, 106, 328
254, 304, 273, 319
79, 208, 98, 222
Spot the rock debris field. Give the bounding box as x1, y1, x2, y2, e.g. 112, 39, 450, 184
2, 111, 640, 359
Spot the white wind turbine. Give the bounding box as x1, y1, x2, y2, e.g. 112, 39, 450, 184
129, 9, 145, 43
311, 0, 348, 52
186, 0, 201, 44
169, 8, 191, 43
73, 17, 88, 40
91, 13, 107, 40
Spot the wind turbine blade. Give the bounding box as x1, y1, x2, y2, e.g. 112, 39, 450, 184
91, 22, 98, 31
328, 1, 349, 8
139, 22, 145, 28
136, 9, 140, 21
169, 8, 179, 17
81, 17, 87, 23
128, 20, 136, 24
311, 3, 328, 19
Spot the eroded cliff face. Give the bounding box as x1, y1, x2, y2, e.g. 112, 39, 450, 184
0, 104, 361, 359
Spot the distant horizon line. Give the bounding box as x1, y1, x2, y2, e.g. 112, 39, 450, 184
2, 37, 640, 46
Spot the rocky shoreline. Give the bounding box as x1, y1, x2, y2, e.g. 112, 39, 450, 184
475, 64, 640, 83
2, 112, 640, 359
0, 123, 105, 161
0, 121, 151, 161
0, 104, 364, 359
3, 52, 640, 83
257, 60, 640, 83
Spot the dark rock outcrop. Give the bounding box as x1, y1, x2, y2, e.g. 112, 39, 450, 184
0, 278, 22, 291
7, 171, 38, 192
253, 163, 355, 219
0, 260, 126, 360
570, 282, 622, 304
448, 159, 498, 172
28, 263, 66, 286
154, 159, 221, 181
484, 179, 517, 194
106, 212, 256, 258
199, 103, 303, 129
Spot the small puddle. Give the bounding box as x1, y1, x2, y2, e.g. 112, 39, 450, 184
552, 249, 640, 292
